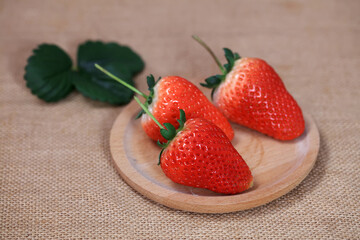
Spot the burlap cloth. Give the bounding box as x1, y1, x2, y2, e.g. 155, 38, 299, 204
1, 0, 359, 239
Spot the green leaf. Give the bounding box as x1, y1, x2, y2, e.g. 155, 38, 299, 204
24, 44, 74, 102
156, 76, 162, 84
223, 48, 241, 73
206, 75, 222, 86
147, 74, 155, 90
158, 148, 165, 165
24, 41, 146, 105
147, 96, 153, 105
75, 41, 145, 105
224, 48, 234, 63
211, 88, 216, 100
160, 123, 177, 140
177, 109, 186, 130
77, 41, 145, 76
135, 109, 145, 119
157, 140, 166, 148
73, 64, 135, 105
200, 75, 222, 89
179, 109, 186, 123
234, 52, 241, 60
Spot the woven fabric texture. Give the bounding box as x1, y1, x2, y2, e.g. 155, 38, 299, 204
0, 0, 359, 239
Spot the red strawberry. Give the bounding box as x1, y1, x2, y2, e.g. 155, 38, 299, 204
134, 99, 253, 195
141, 76, 234, 142
95, 64, 234, 142
193, 36, 305, 140
160, 117, 253, 194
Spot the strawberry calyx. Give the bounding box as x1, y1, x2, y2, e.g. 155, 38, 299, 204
192, 36, 241, 98
135, 74, 161, 119
156, 109, 186, 165
134, 95, 187, 165
201, 48, 241, 98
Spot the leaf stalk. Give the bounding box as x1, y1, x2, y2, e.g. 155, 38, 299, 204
95, 64, 148, 99
192, 35, 227, 75
134, 96, 164, 129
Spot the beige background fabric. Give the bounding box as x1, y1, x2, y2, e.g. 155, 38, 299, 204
0, 0, 359, 239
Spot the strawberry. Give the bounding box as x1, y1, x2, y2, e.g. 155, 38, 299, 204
141, 75, 234, 142
134, 97, 253, 194
95, 64, 234, 142
193, 36, 305, 140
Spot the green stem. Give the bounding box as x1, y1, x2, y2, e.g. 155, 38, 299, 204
95, 64, 148, 99
134, 96, 164, 129
192, 35, 226, 75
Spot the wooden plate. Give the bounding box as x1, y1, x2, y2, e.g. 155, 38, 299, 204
110, 101, 320, 213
